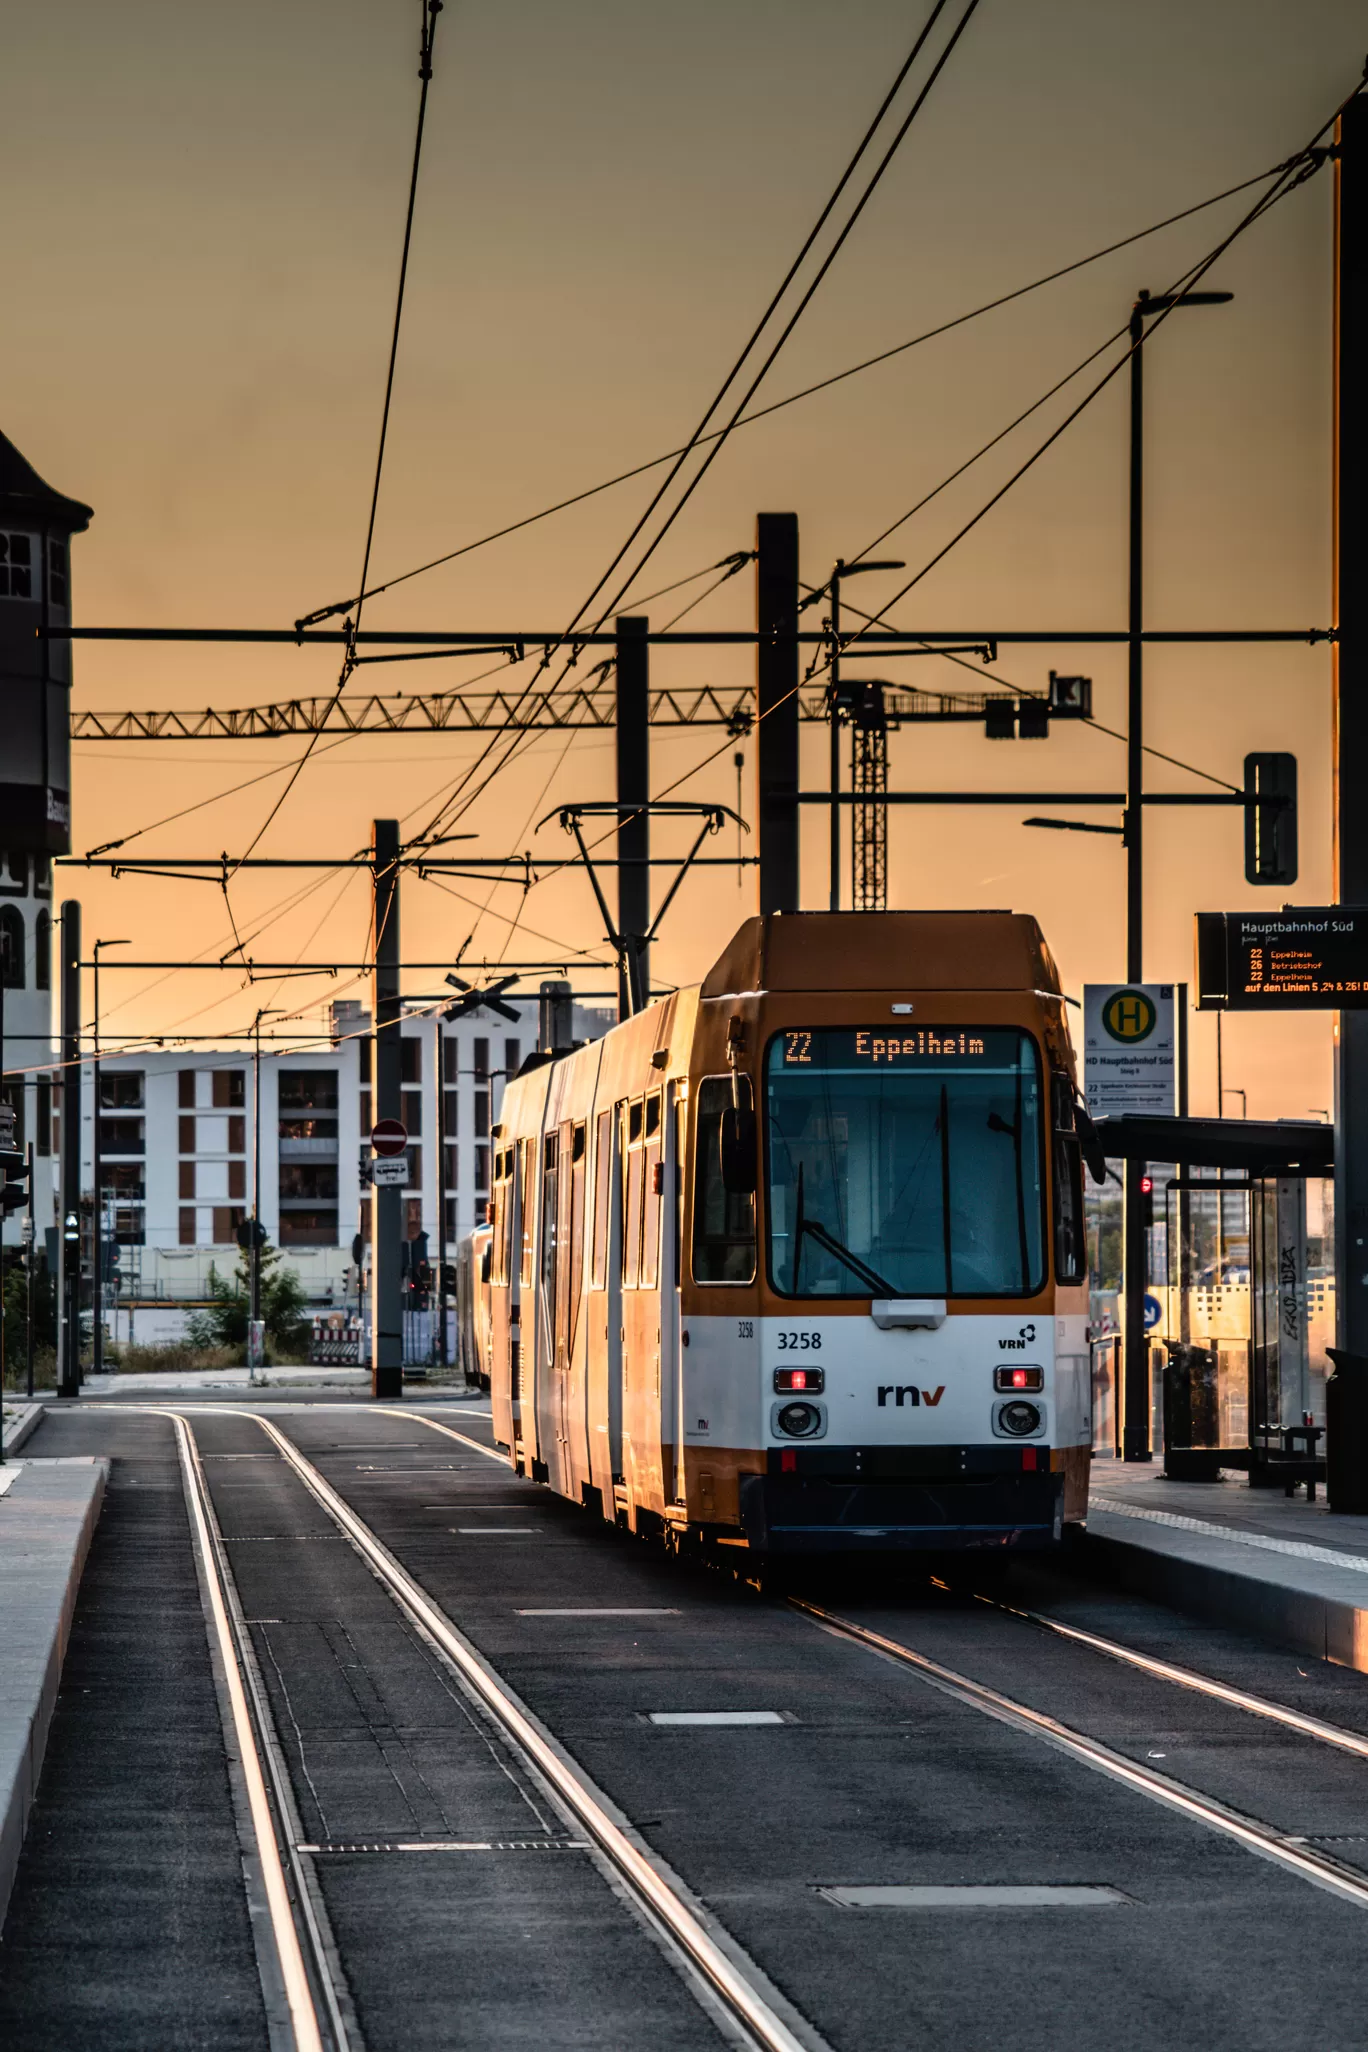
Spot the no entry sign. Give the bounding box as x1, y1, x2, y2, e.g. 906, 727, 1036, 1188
371, 1118, 408, 1157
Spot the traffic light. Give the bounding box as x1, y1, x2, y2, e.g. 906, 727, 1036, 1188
1139, 1174, 1155, 1229
1, 1155, 30, 1215
1244, 752, 1297, 886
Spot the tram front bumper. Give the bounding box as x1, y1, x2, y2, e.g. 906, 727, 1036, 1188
738, 1471, 1065, 1553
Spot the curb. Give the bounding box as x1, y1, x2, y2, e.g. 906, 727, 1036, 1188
0, 1459, 108, 1928
1084, 1521, 1368, 1673
2, 1402, 47, 1455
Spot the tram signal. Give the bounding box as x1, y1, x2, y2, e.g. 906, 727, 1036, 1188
1244, 752, 1297, 886
63, 1209, 79, 1244
443, 971, 520, 1024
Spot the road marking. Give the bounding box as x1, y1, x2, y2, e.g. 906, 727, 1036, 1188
518, 1608, 681, 1616
820, 1884, 1129, 1909
297, 1839, 589, 1854
649, 1711, 784, 1726
793, 1598, 1368, 1912
453, 1526, 540, 1535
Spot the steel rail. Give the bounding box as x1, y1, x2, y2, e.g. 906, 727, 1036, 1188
163, 1410, 344, 2052
971, 1592, 1368, 1760
223, 1410, 824, 2052
791, 1599, 1368, 1909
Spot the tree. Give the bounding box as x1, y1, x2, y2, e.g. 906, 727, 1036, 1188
186, 1241, 310, 1359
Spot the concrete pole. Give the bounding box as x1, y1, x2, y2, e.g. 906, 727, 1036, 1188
615, 616, 650, 1017
755, 513, 800, 915
371, 820, 404, 1399
1335, 90, 1368, 1361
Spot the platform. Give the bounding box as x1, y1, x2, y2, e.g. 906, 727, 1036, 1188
0, 1458, 108, 1926
1086, 1461, 1368, 1672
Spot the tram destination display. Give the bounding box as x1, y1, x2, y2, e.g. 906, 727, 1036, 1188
1195, 907, 1368, 1009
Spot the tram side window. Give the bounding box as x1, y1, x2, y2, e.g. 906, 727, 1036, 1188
568, 1123, 587, 1348
519, 1139, 535, 1288
1051, 1072, 1086, 1284
692, 1076, 756, 1285
589, 1108, 611, 1288
541, 1134, 559, 1324
493, 1151, 513, 1286
641, 1094, 662, 1290
622, 1100, 644, 1288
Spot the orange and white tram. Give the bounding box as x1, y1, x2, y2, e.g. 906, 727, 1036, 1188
476, 911, 1095, 1556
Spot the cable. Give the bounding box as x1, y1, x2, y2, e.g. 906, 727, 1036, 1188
313, 163, 1286, 619
408, 2, 975, 845
234, 0, 443, 870
829, 138, 1336, 671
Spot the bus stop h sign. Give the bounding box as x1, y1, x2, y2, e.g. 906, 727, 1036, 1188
1083, 984, 1176, 1118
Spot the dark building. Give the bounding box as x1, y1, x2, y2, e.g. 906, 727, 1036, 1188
0, 429, 92, 854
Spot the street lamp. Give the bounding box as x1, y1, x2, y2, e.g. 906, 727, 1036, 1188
90, 937, 129, 1376
817, 559, 905, 910
1122, 284, 1232, 1467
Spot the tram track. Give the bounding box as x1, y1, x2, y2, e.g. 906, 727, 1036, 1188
86, 1398, 1368, 2048
160, 1405, 829, 2052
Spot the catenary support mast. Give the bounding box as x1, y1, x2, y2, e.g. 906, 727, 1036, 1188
371, 819, 404, 1399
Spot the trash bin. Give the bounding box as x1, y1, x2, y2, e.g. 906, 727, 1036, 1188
1325, 1349, 1368, 1514
1161, 1344, 1222, 1482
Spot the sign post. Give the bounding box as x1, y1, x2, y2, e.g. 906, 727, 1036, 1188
1084, 983, 1177, 1460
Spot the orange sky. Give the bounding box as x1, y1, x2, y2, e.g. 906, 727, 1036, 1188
6, 0, 1364, 1116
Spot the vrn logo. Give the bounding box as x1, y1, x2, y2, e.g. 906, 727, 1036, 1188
999, 1323, 1037, 1351
878, 1385, 944, 1408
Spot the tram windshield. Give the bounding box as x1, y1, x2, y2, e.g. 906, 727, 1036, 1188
765, 1027, 1045, 1298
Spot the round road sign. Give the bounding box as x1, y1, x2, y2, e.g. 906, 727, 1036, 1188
371, 1118, 408, 1157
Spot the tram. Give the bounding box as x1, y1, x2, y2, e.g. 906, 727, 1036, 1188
473, 911, 1098, 1555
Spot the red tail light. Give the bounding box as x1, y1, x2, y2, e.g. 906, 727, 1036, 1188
774, 1367, 825, 1393
994, 1366, 1044, 1392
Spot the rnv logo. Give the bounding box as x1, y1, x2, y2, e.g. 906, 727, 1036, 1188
877, 1385, 945, 1408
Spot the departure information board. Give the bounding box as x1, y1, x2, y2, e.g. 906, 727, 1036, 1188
1195, 907, 1368, 1009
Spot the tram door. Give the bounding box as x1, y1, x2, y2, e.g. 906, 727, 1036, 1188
534, 1132, 558, 1480
582, 1105, 621, 1503
553, 1120, 587, 1496
661, 1085, 685, 1505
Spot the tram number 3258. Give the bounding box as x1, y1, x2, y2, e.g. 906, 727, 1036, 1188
776, 1331, 823, 1351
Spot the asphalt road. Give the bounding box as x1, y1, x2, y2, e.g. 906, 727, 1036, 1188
6, 1397, 1368, 2051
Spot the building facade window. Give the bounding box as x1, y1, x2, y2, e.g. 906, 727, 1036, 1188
34, 908, 50, 990
47, 538, 68, 609
36, 1078, 51, 1156
212, 1069, 245, 1108
100, 1072, 144, 1109
0, 532, 33, 598
32, 856, 51, 899
0, 907, 22, 988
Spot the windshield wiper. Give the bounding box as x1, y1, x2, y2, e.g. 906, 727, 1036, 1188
794, 1163, 897, 1298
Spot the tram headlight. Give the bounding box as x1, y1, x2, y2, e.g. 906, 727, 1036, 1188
994, 1398, 1044, 1438
772, 1399, 826, 1440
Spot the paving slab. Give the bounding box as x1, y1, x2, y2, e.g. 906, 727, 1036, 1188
1086, 1462, 1368, 1670
0, 1458, 107, 1926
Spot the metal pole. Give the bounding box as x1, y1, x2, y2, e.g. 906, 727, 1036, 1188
91, 947, 102, 1377
434, 1022, 446, 1369
755, 513, 800, 915
371, 819, 403, 1399
1122, 294, 1150, 1459
615, 616, 650, 1018
251, 1012, 262, 1332
1335, 90, 1368, 1368
57, 902, 80, 1396
25, 1140, 35, 1401
829, 569, 842, 912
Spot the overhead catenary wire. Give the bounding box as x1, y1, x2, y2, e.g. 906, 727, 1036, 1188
825, 132, 1343, 669
232, 0, 444, 872
407, 1, 978, 847
308, 160, 1289, 621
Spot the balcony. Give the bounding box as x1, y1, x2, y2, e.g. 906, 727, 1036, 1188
279, 1137, 340, 1160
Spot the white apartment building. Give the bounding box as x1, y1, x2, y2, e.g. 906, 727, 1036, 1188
85, 995, 611, 1340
